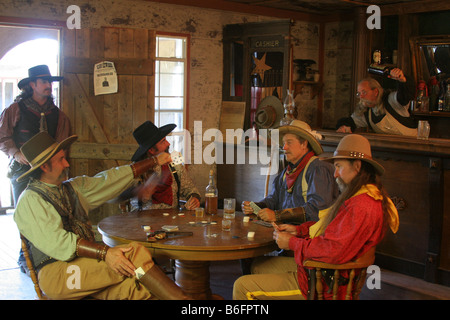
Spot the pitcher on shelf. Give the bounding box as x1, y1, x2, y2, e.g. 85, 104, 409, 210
280, 89, 296, 126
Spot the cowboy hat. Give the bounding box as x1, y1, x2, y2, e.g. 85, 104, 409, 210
18, 65, 63, 90
131, 121, 176, 162
324, 134, 385, 175
255, 96, 284, 129
277, 119, 324, 155
16, 132, 78, 182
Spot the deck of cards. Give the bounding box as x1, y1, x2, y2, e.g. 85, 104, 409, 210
249, 201, 261, 215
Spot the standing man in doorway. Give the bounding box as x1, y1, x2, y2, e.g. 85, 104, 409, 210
0, 64, 71, 274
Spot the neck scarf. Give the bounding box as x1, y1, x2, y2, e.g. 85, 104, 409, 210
283, 151, 315, 193
23, 97, 55, 132
309, 184, 399, 239
151, 164, 174, 206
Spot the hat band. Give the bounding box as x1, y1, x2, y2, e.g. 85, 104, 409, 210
33, 73, 52, 78
29, 143, 59, 168
333, 150, 372, 160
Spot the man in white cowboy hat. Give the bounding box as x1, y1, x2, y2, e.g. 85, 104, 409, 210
0, 64, 71, 274
241, 120, 338, 224
233, 134, 399, 300
123, 120, 200, 211
14, 131, 192, 300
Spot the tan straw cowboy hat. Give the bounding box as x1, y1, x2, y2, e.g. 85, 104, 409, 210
277, 119, 323, 155
325, 134, 385, 175
17, 132, 78, 182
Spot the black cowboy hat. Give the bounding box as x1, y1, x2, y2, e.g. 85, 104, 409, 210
131, 121, 176, 162
18, 65, 63, 89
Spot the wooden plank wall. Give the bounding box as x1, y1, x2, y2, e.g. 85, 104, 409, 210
61, 27, 156, 223
62, 27, 156, 177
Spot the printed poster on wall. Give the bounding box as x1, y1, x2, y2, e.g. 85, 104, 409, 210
94, 61, 118, 95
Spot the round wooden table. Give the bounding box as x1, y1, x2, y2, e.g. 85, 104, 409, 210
98, 208, 278, 299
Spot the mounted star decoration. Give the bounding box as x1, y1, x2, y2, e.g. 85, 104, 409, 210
252, 53, 272, 83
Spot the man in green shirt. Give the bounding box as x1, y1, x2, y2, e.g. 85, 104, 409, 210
14, 131, 190, 300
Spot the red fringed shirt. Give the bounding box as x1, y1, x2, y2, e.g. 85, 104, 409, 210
289, 192, 386, 299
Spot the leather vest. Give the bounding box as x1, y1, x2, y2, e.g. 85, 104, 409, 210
13, 100, 59, 149
24, 182, 95, 272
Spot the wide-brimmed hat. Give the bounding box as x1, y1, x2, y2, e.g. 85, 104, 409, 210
277, 119, 323, 155
131, 121, 176, 162
324, 134, 385, 175
254, 96, 284, 129
18, 65, 63, 89
16, 132, 78, 182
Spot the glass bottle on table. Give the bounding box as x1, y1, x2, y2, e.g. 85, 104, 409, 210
205, 169, 218, 215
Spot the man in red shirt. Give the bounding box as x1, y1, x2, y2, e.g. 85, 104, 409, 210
233, 134, 399, 300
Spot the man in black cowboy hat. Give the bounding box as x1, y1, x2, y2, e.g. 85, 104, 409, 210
0, 64, 71, 205
0, 64, 71, 275
126, 120, 200, 211
14, 131, 191, 300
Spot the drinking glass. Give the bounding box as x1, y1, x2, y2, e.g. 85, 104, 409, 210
223, 198, 236, 219
417, 120, 430, 140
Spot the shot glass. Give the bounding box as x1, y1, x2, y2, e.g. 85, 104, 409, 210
195, 207, 204, 219
222, 218, 231, 231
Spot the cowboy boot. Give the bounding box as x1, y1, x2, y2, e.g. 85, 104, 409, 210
138, 265, 192, 300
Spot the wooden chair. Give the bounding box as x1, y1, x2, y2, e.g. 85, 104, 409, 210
20, 235, 48, 300
303, 246, 376, 300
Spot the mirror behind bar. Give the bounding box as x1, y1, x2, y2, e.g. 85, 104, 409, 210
410, 35, 450, 85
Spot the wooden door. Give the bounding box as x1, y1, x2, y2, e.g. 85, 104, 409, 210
61, 27, 155, 222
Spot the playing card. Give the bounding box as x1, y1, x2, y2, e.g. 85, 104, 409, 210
249, 201, 261, 215
170, 151, 184, 165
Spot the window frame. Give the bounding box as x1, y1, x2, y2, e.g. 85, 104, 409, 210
155, 32, 190, 131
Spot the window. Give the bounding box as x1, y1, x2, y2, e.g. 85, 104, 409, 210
155, 34, 188, 156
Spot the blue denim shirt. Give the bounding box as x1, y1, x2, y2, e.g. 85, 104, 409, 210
260, 157, 338, 222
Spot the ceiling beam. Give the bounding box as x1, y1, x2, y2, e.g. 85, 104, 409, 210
144, 0, 325, 22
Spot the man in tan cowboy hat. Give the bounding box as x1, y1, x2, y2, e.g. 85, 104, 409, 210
0, 64, 71, 274
14, 131, 191, 300
124, 120, 200, 211
241, 120, 338, 224
233, 134, 399, 300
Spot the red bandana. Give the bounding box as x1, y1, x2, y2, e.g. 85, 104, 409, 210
283, 151, 315, 193
151, 164, 173, 205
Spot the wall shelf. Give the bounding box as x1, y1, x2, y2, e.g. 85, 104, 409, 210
293, 80, 323, 99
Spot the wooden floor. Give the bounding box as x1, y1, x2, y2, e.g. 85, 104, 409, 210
1, 212, 449, 300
